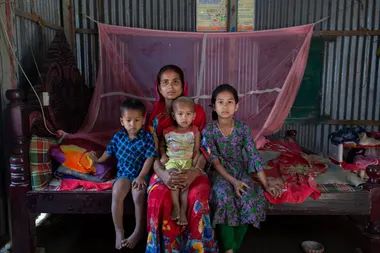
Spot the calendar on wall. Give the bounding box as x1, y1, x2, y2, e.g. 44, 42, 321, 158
196, 0, 228, 32
238, 0, 255, 31
196, 0, 255, 32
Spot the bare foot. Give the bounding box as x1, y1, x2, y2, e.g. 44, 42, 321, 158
115, 229, 125, 249
177, 213, 188, 226
171, 206, 180, 221
124, 229, 144, 249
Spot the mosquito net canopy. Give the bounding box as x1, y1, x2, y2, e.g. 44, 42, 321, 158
70, 23, 313, 146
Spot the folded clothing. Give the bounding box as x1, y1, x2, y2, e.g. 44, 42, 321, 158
50, 138, 116, 181
60, 145, 95, 174
329, 126, 366, 145
58, 178, 113, 191
54, 165, 104, 182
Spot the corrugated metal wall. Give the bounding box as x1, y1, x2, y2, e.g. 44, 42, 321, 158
12, 0, 379, 155
14, 0, 63, 86
74, 0, 196, 87
256, 0, 380, 154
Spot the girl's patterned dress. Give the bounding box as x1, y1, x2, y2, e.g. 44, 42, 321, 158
202, 120, 267, 228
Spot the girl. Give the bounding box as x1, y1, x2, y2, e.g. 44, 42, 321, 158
202, 84, 280, 253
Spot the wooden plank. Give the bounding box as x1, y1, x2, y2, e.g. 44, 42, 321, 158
315, 29, 380, 37
26, 191, 134, 215
14, 8, 63, 31
267, 191, 370, 215
10, 187, 34, 253
62, 0, 75, 49
228, 0, 238, 32
323, 119, 380, 126
288, 118, 380, 126
75, 28, 97, 34
26, 190, 371, 216
27, 191, 113, 214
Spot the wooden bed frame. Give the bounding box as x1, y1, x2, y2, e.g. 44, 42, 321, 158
6, 88, 380, 253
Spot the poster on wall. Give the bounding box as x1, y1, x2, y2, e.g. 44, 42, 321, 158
238, 0, 255, 31
196, 0, 227, 32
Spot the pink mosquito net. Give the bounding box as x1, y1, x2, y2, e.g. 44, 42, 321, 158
69, 23, 313, 146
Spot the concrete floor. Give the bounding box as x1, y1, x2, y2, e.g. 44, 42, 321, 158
35, 214, 365, 253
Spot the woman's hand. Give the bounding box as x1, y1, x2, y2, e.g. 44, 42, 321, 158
160, 169, 187, 190
232, 179, 250, 198
180, 168, 201, 190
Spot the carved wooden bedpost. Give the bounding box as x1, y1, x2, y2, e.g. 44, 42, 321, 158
6, 89, 35, 253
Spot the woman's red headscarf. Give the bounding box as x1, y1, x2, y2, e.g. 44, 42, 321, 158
147, 78, 206, 138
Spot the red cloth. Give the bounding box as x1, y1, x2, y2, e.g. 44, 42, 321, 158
262, 140, 326, 204
149, 102, 206, 138
147, 81, 206, 138
264, 176, 321, 204
58, 179, 113, 191
146, 174, 217, 251
341, 157, 380, 171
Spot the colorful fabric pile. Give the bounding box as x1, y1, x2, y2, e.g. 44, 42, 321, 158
261, 140, 328, 204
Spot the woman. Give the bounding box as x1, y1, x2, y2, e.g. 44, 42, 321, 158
146, 65, 218, 252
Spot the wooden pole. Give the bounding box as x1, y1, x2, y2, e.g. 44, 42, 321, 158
62, 0, 75, 49
228, 0, 238, 32
14, 8, 63, 31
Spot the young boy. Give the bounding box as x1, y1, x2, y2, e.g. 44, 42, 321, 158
160, 96, 201, 226
90, 98, 156, 249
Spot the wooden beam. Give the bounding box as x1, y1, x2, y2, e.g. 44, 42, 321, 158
62, 0, 75, 49
14, 8, 63, 31
323, 120, 380, 126
287, 117, 380, 126
267, 191, 370, 215
314, 29, 380, 38
228, 0, 237, 32
75, 28, 97, 34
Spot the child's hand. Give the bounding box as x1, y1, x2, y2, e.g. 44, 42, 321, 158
232, 179, 250, 198
160, 155, 169, 165
132, 176, 147, 191
87, 151, 99, 164
264, 185, 282, 198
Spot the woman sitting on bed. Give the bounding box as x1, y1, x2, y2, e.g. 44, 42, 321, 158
145, 65, 218, 252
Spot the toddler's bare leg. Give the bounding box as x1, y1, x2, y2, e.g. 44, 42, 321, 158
171, 189, 180, 221
178, 188, 188, 225
112, 178, 131, 249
